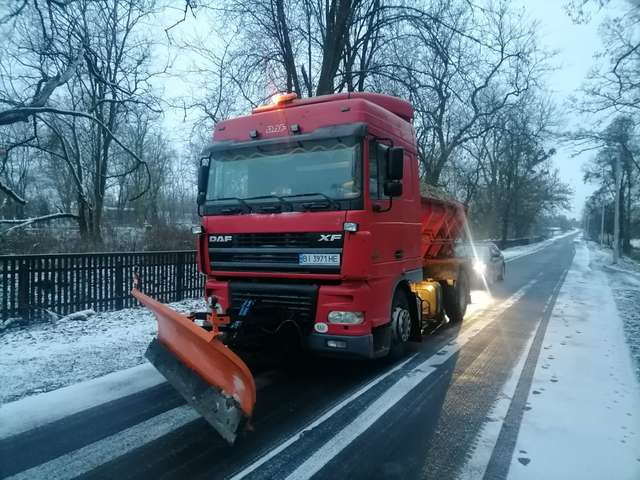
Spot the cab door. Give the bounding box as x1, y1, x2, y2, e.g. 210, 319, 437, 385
366, 138, 421, 279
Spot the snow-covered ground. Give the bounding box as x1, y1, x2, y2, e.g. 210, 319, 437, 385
588, 242, 640, 380
502, 229, 580, 262
0, 298, 205, 404
0, 363, 164, 438
508, 239, 640, 479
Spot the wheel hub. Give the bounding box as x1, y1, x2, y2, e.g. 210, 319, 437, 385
393, 307, 411, 343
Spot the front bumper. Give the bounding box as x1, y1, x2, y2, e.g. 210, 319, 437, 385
307, 333, 374, 359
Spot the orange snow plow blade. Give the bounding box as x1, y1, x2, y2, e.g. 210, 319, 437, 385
132, 288, 256, 444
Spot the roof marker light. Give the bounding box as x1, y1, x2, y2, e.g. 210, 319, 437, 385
272, 92, 297, 104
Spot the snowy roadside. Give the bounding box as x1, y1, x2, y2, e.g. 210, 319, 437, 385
588, 242, 640, 380
0, 298, 205, 404
0, 363, 164, 438
507, 239, 640, 479
502, 229, 580, 262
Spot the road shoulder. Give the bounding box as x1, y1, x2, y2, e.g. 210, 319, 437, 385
507, 239, 640, 480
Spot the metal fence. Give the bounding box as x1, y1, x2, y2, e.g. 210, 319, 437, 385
0, 250, 202, 320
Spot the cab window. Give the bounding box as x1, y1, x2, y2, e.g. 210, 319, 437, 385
368, 140, 389, 199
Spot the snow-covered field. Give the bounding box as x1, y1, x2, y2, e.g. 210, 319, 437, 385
0, 298, 205, 404
507, 239, 640, 480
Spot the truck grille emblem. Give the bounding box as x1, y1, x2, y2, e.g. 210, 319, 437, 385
210, 235, 233, 242
319, 234, 342, 242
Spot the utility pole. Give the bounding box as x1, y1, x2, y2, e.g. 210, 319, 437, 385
585, 209, 590, 239
613, 149, 622, 264
600, 166, 606, 246
600, 200, 605, 247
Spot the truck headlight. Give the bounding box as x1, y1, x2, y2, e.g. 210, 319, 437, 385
328, 311, 364, 324
473, 260, 486, 274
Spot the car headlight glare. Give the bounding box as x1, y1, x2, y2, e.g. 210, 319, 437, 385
473, 260, 486, 273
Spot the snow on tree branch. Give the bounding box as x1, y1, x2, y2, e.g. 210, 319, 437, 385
0, 212, 79, 235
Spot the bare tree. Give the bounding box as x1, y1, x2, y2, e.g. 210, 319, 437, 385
0, 0, 161, 242
466, 92, 571, 241
576, 116, 639, 253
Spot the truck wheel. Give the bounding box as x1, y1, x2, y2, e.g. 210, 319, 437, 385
443, 271, 469, 323
389, 289, 412, 358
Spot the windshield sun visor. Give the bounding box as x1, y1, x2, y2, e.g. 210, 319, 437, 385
201, 123, 368, 156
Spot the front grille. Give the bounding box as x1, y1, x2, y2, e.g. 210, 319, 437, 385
209, 232, 343, 273
211, 232, 342, 249
229, 281, 318, 330
229, 233, 319, 248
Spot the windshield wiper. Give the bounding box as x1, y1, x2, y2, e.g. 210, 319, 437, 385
281, 193, 339, 210
243, 194, 293, 211
212, 197, 252, 213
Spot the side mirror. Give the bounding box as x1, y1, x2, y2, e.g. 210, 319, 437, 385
387, 147, 404, 180
197, 164, 209, 206
383, 180, 403, 197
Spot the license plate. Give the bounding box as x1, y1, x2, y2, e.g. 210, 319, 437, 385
299, 253, 340, 266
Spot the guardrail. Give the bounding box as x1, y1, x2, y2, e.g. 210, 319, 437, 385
0, 251, 201, 320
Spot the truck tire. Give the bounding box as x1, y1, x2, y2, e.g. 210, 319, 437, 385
389, 288, 412, 358
443, 271, 469, 323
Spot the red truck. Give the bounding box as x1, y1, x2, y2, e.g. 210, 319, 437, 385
134, 92, 470, 443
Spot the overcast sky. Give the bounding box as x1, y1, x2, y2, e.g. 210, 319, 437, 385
517, 1, 611, 217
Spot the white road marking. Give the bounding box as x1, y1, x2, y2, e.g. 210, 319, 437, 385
6, 371, 279, 480
7, 275, 537, 480
229, 354, 418, 480
456, 289, 557, 480
284, 280, 536, 480
456, 320, 538, 479
230, 289, 505, 480
0, 362, 165, 440
7, 405, 199, 480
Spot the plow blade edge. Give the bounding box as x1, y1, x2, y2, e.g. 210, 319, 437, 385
132, 289, 256, 444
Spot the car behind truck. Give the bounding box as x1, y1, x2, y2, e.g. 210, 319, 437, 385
133, 92, 472, 443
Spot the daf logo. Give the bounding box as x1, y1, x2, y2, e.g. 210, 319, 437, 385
319, 234, 342, 242
210, 235, 232, 242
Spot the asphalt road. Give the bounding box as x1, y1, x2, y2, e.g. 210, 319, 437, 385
0, 234, 577, 480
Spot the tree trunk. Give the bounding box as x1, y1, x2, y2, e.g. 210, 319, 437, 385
623, 173, 631, 254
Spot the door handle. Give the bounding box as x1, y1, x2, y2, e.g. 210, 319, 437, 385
394, 250, 404, 259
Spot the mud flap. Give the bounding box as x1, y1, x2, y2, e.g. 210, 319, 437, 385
132, 289, 256, 444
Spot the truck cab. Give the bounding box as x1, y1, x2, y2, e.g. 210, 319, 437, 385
136, 92, 470, 443
195, 93, 464, 359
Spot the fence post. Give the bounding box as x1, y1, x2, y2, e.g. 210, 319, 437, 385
18, 260, 29, 318
115, 259, 124, 310
176, 252, 185, 302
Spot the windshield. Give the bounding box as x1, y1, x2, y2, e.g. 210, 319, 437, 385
206, 138, 361, 207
